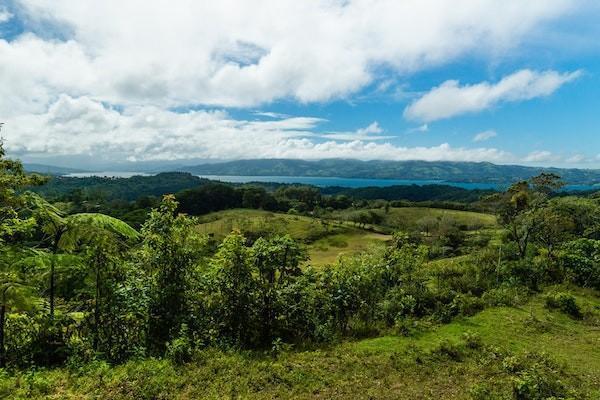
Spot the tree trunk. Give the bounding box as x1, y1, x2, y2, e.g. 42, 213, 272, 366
49, 254, 56, 319
93, 265, 101, 351
0, 303, 6, 368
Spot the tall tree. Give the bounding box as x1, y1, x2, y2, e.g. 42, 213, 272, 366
251, 235, 306, 345
494, 173, 564, 259
140, 195, 207, 353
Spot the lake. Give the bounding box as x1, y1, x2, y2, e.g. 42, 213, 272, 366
64, 172, 600, 191
197, 175, 600, 191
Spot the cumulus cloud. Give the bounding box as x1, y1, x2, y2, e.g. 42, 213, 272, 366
0, 7, 13, 23
1, 0, 576, 115
565, 154, 586, 163
523, 150, 560, 163
404, 69, 581, 122
0, 1, 584, 163
473, 130, 497, 142
321, 121, 393, 141
4, 95, 513, 163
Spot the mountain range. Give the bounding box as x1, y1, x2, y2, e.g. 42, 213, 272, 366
178, 159, 600, 185
24, 159, 600, 185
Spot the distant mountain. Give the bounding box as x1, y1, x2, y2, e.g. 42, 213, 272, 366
180, 159, 600, 185
24, 163, 88, 175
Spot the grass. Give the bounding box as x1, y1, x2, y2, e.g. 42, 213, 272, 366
308, 231, 391, 266
328, 207, 497, 232
4, 287, 598, 399
195, 209, 392, 266
196, 207, 496, 266
196, 209, 347, 243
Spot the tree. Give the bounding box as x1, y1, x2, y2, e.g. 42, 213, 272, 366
140, 195, 207, 353
0, 140, 46, 244
30, 195, 139, 320
532, 207, 574, 260
0, 272, 36, 368
494, 174, 564, 259
60, 214, 139, 351
210, 232, 255, 346
251, 235, 307, 345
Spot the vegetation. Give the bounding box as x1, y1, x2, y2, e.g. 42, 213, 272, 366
3, 145, 600, 399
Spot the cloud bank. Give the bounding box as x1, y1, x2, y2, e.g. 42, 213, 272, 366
404, 69, 581, 122
0, 1, 583, 164
6, 95, 512, 163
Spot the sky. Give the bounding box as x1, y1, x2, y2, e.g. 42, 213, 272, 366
1, 0, 600, 169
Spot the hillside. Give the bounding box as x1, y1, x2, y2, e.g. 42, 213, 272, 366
4, 287, 598, 399
180, 159, 600, 185
23, 163, 88, 175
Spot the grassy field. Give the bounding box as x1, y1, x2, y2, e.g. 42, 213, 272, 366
195, 207, 496, 266
195, 209, 391, 266
4, 287, 598, 399
196, 209, 345, 242
308, 231, 390, 265
329, 207, 497, 232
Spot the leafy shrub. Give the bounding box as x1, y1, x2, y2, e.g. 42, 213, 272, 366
377, 287, 418, 325
165, 324, 193, 365
482, 286, 528, 307
430, 339, 464, 361
461, 331, 483, 350
451, 293, 485, 316
544, 292, 581, 318
393, 317, 417, 337
502, 352, 574, 400
560, 238, 600, 290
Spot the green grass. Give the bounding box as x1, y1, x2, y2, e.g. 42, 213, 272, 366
195, 209, 391, 266
329, 207, 497, 232
196, 209, 346, 242
4, 288, 598, 399
308, 231, 391, 266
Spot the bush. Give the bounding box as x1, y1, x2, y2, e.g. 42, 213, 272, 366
461, 331, 483, 350
165, 325, 193, 365
502, 352, 574, 400
544, 292, 581, 318
482, 286, 528, 307
560, 238, 600, 290
430, 339, 464, 361
451, 293, 485, 316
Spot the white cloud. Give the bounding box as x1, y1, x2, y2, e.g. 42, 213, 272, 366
523, 150, 560, 163
321, 121, 392, 141
565, 154, 586, 163
4, 95, 512, 163
1, 0, 576, 116
404, 69, 581, 122
253, 111, 290, 119
407, 124, 429, 134
0, 1, 587, 163
473, 130, 497, 142
0, 7, 13, 23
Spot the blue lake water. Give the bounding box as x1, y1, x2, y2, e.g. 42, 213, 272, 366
65, 172, 600, 191
197, 175, 600, 191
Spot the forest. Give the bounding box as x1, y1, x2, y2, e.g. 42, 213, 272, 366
2, 143, 600, 399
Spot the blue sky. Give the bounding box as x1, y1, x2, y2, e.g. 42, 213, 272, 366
2, 1, 600, 168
